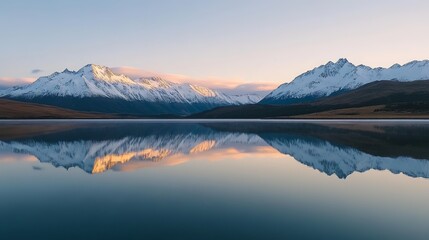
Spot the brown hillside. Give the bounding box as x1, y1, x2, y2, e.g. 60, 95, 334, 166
0, 99, 113, 119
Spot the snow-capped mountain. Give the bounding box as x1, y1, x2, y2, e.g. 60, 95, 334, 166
261, 58, 429, 104
0, 64, 261, 115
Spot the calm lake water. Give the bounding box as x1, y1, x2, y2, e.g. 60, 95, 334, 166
1, 120, 429, 240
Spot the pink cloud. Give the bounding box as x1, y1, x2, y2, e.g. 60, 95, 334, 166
0, 77, 35, 89
110, 66, 190, 82
218, 83, 279, 96
111, 66, 278, 95
0, 66, 279, 95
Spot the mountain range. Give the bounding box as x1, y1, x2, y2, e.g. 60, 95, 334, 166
1, 59, 429, 118
0, 64, 260, 116
261, 58, 429, 104
192, 80, 429, 118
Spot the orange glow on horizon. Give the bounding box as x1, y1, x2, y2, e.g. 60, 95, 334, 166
115, 145, 285, 173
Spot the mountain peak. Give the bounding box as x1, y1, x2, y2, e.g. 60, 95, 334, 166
62, 68, 73, 73
390, 63, 401, 69
0, 62, 262, 112
79, 64, 108, 72
331, 58, 353, 68
336, 58, 349, 64
325, 58, 350, 67
75, 64, 128, 84
262, 58, 429, 104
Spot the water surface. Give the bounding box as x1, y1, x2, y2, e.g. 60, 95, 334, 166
1, 120, 429, 240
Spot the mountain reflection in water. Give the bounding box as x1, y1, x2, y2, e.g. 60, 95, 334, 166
1, 121, 429, 179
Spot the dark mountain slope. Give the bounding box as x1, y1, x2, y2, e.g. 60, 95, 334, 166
0, 98, 113, 119
191, 80, 429, 118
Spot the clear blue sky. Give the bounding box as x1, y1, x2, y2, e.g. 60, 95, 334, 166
1, 0, 429, 89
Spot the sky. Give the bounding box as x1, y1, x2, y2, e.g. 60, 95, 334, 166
1, 0, 429, 93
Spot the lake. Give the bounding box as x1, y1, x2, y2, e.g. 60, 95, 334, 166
1, 120, 429, 240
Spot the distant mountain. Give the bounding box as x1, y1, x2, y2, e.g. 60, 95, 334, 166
261, 58, 429, 104
191, 80, 429, 118
0, 64, 261, 115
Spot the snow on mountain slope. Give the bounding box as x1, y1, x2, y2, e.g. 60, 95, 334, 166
262, 58, 429, 104
227, 94, 262, 104
1, 64, 260, 105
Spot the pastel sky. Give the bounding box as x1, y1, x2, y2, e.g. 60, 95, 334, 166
1, 0, 429, 92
